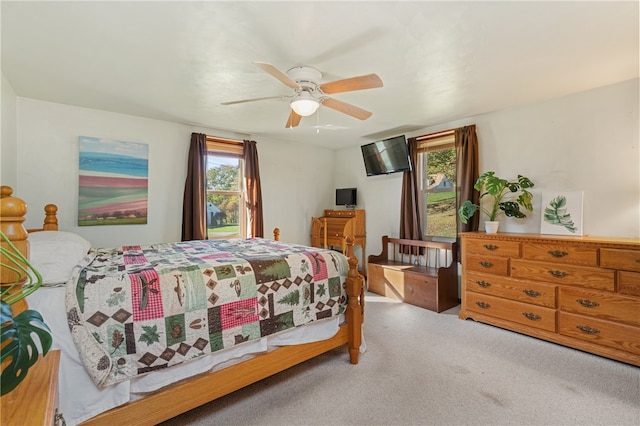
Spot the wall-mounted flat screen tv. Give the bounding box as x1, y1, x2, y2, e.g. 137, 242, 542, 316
336, 188, 357, 207
361, 135, 411, 176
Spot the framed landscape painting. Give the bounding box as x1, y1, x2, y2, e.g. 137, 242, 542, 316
78, 136, 149, 226
540, 191, 584, 236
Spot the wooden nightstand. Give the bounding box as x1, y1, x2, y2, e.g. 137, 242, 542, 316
1, 350, 61, 425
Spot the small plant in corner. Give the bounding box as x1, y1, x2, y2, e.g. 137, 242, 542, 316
458, 171, 535, 224
0, 231, 52, 396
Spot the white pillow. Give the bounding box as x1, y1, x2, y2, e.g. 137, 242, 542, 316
28, 231, 92, 286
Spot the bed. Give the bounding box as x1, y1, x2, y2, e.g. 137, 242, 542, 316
0, 186, 365, 425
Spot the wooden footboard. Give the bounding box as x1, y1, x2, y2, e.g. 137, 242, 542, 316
85, 327, 351, 425
0, 187, 364, 425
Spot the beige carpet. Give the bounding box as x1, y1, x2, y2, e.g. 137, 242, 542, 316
160, 293, 640, 426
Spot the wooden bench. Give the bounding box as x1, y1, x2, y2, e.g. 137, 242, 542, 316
367, 236, 459, 312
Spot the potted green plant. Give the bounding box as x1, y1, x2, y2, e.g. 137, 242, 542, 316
1, 231, 52, 396
458, 171, 535, 233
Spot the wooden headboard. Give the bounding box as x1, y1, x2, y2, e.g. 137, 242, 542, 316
0, 185, 58, 311
0, 185, 59, 239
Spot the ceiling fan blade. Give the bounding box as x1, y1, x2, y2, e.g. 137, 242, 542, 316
286, 110, 302, 128
321, 97, 372, 120
221, 95, 288, 105
319, 73, 383, 94
253, 61, 301, 90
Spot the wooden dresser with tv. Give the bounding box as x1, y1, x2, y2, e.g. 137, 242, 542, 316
459, 232, 640, 366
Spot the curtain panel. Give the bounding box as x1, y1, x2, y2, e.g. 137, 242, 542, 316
455, 125, 480, 234
399, 137, 424, 242
182, 133, 208, 241
243, 140, 264, 238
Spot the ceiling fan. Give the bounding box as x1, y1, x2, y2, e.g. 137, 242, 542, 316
221, 61, 383, 128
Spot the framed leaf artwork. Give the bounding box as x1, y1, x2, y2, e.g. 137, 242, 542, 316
540, 191, 584, 236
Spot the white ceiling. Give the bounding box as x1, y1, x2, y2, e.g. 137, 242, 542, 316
2, 1, 638, 150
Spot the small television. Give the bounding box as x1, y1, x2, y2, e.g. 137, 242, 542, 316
361, 135, 411, 176
335, 188, 357, 208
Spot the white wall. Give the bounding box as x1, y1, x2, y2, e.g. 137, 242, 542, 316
334, 79, 640, 260
11, 79, 639, 251
1, 73, 18, 187
256, 136, 334, 243
15, 98, 334, 247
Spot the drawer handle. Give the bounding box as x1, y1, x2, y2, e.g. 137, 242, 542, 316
576, 325, 600, 335
522, 312, 541, 321
548, 250, 568, 258
475, 280, 491, 288
523, 289, 541, 297
479, 261, 494, 268
483, 244, 499, 251
55, 409, 66, 426
547, 270, 568, 278
475, 301, 491, 309
576, 299, 600, 308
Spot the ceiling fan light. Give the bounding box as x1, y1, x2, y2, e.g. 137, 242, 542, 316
290, 93, 320, 116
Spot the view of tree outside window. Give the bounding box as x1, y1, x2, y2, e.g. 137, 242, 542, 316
206, 154, 244, 238
419, 146, 457, 238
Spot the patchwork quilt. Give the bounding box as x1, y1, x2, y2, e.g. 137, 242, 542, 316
66, 238, 348, 388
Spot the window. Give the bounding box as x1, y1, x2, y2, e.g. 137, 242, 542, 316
417, 132, 457, 238
206, 138, 245, 239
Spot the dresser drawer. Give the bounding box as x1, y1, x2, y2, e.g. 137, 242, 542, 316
558, 312, 640, 356
324, 209, 357, 218
618, 271, 640, 297
466, 271, 556, 308
466, 254, 510, 276
465, 239, 521, 258
522, 243, 598, 267
600, 248, 640, 272
559, 287, 640, 327
466, 292, 556, 332
511, 259, 615, 291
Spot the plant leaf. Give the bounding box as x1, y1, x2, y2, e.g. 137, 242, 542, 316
518, 190, 534, 211
482, 175, 507, 197
0, 301, 52, 395
458, 200, 479, 224
517, 175, 535, 189
500, 201, 526, 218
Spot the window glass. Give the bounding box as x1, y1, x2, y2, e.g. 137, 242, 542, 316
417, 136, 457, 238
206, 151, 244, 238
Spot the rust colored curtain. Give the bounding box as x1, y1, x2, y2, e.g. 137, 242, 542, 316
399, 136, 424, 242
455, 125, 480, 236
181, 133, 208, 241
243, 140, 264, 238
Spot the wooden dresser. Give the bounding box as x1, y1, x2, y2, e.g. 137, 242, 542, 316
459, 232, 640, 366
311, 209, 366, 272
1, 350, 61, 425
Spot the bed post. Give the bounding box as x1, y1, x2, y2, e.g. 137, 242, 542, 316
42, 204, 58, 231
0, 186, 30, 313
344, 237, 364, 364
273, 227, 280, 241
